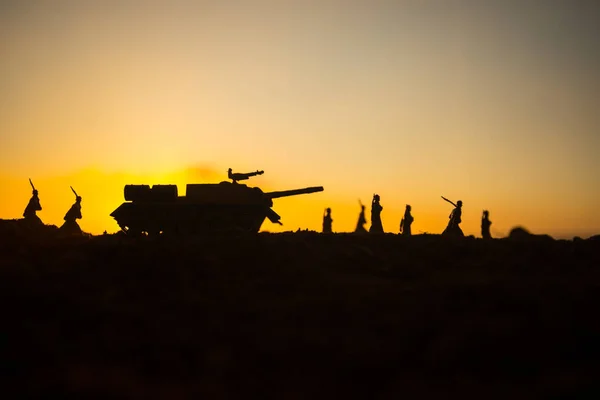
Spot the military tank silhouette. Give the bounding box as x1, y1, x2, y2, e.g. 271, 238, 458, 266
110, 169, 324, 235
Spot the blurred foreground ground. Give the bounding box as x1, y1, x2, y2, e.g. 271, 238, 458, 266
1, 233, 600, 398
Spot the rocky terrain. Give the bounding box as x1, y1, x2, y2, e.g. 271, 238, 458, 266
1, 232, 599, 398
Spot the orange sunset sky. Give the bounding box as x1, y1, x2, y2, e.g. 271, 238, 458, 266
1, 0, 599, 238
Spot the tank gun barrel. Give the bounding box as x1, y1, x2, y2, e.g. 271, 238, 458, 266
265, 186, 324, 199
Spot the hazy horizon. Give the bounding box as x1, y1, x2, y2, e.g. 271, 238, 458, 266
1, 0, 599, 238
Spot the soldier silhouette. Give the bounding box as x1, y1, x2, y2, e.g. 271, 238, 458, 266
481, 210, 492, 239
60, 187, 83, 235
322, 207, 333, 233
400, 204, 413, 236
355, 200, 368, 233
23, 179, 43, 225
441, 196, 464, 237
369, 194, 384, 233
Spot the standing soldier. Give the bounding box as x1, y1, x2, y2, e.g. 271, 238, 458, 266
481, 210, 492, 239
322, 207, 333, 233
23, 179, 43, 225
355, 200, 368, 233
441, 196, 464, 237
60, 186, 83, 235
369, 194, 384, 233
400, 204, 414, 236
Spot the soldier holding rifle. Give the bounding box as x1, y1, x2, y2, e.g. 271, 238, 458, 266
60, 186, 83, 235
355, 199, 367, 233
441, 196, 464, 237
23, 178, 43, 225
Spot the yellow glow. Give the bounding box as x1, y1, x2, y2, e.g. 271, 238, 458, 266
1, 165, 598, 239
1, 3, 599, 239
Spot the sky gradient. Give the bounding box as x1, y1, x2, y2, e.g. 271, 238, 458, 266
1, 0, 599, 238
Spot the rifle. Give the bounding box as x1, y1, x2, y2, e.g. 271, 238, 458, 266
441, 196, 456, 207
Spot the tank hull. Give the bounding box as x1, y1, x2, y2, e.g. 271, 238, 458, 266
110, 180, 324, 236
110, 202, 269, 235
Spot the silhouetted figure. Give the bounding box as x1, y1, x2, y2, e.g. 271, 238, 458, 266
481, 210, 492, 239
355, 200, 368, 233
322, 208, 333, 233
23, 179, 43, 225
441, 196, 464, 237
369, 194, 384, 233
228, 168, 264, 184
60, 187, 83, 235
400, 204, 413, 236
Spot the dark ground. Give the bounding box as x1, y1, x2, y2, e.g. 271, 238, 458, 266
1, 232, 599, 399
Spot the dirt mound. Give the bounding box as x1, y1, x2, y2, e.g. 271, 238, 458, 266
508, 226, 554, 241
0, 219, 92, 246
0, 218, 59, 238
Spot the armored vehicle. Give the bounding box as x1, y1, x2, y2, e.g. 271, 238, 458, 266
110, 169, 324, 235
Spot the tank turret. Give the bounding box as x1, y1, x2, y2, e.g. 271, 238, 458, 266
110, 170, 324, 236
